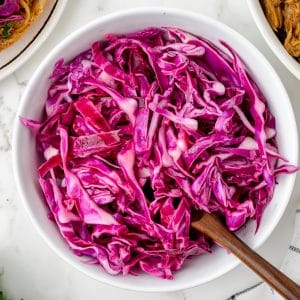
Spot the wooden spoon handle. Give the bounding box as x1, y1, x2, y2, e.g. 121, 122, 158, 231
191, 213, 300, 300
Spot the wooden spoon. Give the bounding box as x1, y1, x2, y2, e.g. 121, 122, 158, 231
191, 212, 300, 300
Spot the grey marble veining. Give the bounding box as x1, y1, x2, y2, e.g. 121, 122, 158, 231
0, 1, 300, 299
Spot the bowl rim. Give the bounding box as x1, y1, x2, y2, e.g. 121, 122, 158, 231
12, 6, 298, 292
246, 0, 300, 80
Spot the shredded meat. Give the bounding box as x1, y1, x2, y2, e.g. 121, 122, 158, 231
283, 0, 300, 57
262, 0, 300, 60
262, 0, 283, 31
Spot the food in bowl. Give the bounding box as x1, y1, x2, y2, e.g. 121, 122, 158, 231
0, 0, 46, 51
261, 0, 300, 61
22, 26, 298, 279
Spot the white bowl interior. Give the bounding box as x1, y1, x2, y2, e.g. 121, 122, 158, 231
13, 8, 298, 292
247, 0, 300, 80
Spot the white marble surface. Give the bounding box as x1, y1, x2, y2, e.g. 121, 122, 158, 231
0, 0, 300, 299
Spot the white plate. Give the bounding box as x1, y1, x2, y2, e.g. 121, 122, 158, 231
0, 0, 68, 81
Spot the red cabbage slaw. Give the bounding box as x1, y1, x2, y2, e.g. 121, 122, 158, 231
22, 27, 298, 279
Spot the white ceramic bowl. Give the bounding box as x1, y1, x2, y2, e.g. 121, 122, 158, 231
12, 7, 298, 292
247, 0, 300, 80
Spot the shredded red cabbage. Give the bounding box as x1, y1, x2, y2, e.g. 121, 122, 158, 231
0, 0, 22, 24
22, 27, 298, 279
0, 0, 19, 16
